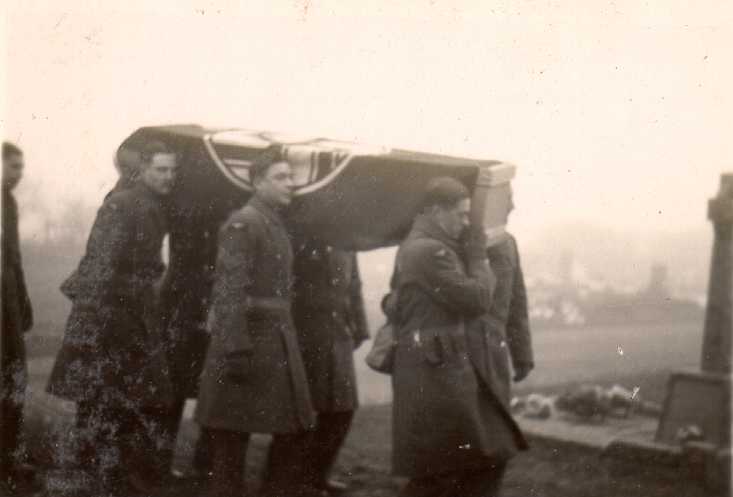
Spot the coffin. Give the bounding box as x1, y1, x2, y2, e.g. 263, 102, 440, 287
118, 125, 517, 356
119, 124, 516, 251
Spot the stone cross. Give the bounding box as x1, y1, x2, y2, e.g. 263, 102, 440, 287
701, 173, 733, 373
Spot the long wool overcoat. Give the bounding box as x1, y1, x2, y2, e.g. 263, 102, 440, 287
466, 234, 534, 410
389, 215, 527, 478
291, 239, 369, 413
195, 196, 315, 434
47, 182, 173, 409
1, 187, 33, 412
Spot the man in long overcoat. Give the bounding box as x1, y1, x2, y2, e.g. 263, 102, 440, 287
47, 141, 178, 495
386, 177, 527, 497
104, 142, 214, 483
1, 142, 37, 494
464, 189, 534, 494
195, 146, 316, 497
291, 238, 369, 493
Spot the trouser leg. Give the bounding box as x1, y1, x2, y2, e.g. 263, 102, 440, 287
453, 460, 508, 497
153, 396, 185, 478
0, 326, 28, 478
206, 428, 249, 497
75, 401, 108, 477
261, 432, 308, 496
154, 396, 214, 479
75, 401, 128, 488
400, 460, 508, 497
301, 410, 354, 487
400, 475, 446, 497
193, 426, 214, 477
122, 405, 166, 483
78, 401, 162, 486
0, 395, 24, 475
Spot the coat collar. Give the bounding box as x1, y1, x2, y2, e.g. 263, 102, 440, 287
249, 194, 285, 227
132, 181, 164, 204
408, 214, 460, 252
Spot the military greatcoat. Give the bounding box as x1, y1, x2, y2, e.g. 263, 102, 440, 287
195, 196, 315, 434
466, 234, 534, 409
1, 187, 33, 461
292, 239, 369, 413
1, 188, 33, 391
389, 215, 527, 478
47, 182, 173, 408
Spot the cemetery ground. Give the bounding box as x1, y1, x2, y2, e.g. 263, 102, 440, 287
20, 319, 721, 497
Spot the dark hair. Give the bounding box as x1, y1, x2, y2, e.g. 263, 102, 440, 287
423, 177, 470, 209
250, 144, 285, 183
115, 144, 142, 176
140, 140, 172, 164
3, 141, 23, 160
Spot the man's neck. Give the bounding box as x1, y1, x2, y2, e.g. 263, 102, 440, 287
254, 192, 281, 212
137, 180, 164, 199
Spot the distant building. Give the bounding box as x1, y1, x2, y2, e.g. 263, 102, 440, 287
527, 262, 704, 329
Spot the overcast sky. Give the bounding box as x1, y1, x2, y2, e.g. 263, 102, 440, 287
2, 1, 732, 243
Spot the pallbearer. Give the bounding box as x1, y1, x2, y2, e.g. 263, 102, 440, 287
291, 237, 370, 494
1, 142, 38, 495
386, 177, 527, 497
47, 141, 179, 496
466, 185, 534, 494
195, 145, 316, 497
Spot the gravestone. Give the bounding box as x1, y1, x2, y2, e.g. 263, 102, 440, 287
602, 175, 732, 494
655, 174, 732, 448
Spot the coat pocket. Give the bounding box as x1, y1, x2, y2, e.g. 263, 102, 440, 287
419, 326, 464, 366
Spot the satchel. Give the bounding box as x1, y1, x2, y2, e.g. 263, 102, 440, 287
365, 321, 397, 374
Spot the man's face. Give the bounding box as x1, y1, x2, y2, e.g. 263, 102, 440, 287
140, 153, 179, 195
254, 161, 295, 207
436, 198, 471, 240
2, 153, 24, 191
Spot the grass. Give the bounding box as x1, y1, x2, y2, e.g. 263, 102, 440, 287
23, 403, 713, 497
22, 368, 718, 497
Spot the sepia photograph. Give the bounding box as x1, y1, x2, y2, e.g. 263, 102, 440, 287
1, 2, 731, 496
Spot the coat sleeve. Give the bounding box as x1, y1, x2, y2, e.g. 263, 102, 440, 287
70, 199, 132, 308
413, 241, 494, 317
18, 271, 33, 332
14, 241, 33, 332
506, 241, 534, 367
206, 220, 256, 356
381, 265, 400, 322
347, 254, 370, 342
